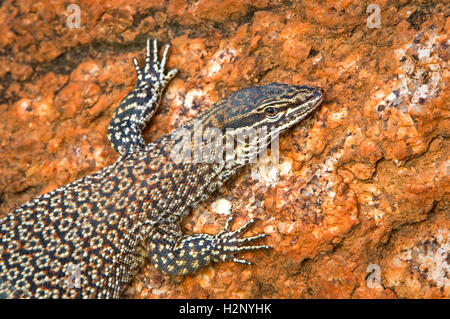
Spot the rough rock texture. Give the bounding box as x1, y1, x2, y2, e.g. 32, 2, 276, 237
0, 0, 448, 298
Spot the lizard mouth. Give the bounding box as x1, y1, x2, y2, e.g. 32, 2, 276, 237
284, 89, 323, 127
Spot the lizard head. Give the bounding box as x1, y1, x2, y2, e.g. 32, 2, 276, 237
174, 82, 323, 164
204, 82, 323, 132
221, 82, 323, 133
202, 83, 323, 157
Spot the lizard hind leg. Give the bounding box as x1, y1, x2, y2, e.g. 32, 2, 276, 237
107, 39, 178, 156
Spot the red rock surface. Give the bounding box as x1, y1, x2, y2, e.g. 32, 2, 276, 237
0, 0, 448, 298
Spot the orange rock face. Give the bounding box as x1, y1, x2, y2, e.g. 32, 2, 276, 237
0, 0, 448, 298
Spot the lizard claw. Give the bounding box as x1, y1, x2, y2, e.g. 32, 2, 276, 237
213, 216, 270, 264
132, 38, 177, 86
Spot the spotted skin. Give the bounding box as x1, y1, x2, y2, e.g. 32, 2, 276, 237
0, 39, 323, 298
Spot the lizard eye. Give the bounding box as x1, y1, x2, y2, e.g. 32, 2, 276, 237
264, 106, 277, 117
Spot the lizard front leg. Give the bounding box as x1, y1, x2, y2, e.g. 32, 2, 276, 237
107, 39, 177, 156
148, 217, 269, 275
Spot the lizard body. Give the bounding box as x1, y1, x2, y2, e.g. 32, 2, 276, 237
0, 39, 323, 298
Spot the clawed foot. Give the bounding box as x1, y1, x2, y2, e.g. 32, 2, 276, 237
133, 38, 178, 90
107, 38, 179, 156
212, 216, 271, 265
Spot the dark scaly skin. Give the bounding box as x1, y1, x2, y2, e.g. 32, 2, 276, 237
0, 39, 323, 298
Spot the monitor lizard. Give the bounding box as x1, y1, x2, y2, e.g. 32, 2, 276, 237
0, 39, 323, 298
